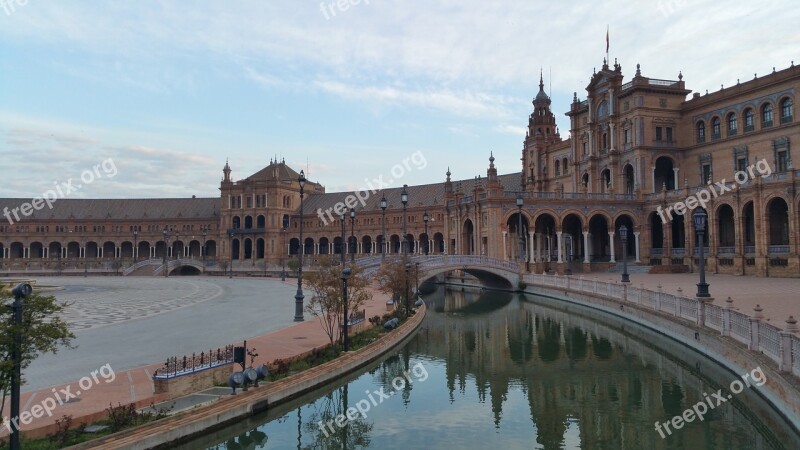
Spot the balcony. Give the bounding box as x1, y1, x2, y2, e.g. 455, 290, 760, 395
745, 245, 756, 255
672, 248, 686, 256
781, 115, 793, 124
718, 246, 735, 255
768, 245, 790, 255
692, 247, 709, 256
744, 125, 754, 133
762, 120, 773, 128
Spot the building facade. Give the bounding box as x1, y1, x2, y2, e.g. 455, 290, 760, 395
0, 60, 797, 277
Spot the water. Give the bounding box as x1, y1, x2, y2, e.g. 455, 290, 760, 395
179, 285, 800, 449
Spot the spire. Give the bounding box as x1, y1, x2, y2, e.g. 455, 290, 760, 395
534, 70, 551, 105
223, 159, 231, 182
539, 68, 544, 91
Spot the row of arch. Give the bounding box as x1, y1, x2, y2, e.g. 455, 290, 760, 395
283, 233, 446, 257
0, 240, 218, 259
697, 97, 793, 142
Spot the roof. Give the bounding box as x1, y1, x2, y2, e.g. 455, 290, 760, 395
0, 198, 220, 222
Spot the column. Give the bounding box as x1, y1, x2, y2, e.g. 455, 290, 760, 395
609, 122, 616, 152
609, 232, 616, 263
673, 168, 679, 189
582, 231, 590, 263
528, 231, 534, 262
651, 166, 656, 193
502, 232, 507, 260
633, 231, 641, 263
535, 233, 542, 263
556, 231, 563, 263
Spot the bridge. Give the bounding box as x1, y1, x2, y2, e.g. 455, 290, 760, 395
357, 255, 522, 290
123, 258, 209, 276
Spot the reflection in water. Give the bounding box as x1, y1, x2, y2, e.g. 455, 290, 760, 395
185, 285, 798, 449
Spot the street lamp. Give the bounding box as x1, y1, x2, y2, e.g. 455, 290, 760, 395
175, 231, 180, 261
565, 235, 573, 276
516, 192, 524, 263
8, 283, 32, 450
294, 170, 306, 322
423, 211, 430, 255
83, 239, 88, 278
380, 194, 388, 260
133, 230, 138, 264
340, 211, 346, 265
341, 267, 351, 352
281, 215, 289, 281
350, 207, 356, 263
620, 225, 630, 283
693, 209, 710, 298
401, 184, 409, 255
228, 229, 235, 278
163, 228, 170, 278
201, 227, 207, 274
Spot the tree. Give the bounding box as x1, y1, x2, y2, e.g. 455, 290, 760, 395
375, 259, 410, 309
286, 257, 300, 275
304, 256, 371, 345
0, 286, 74, 428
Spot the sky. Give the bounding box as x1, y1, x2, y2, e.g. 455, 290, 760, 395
1, 0, 798, 199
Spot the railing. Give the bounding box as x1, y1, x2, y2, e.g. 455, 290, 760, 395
692, 247, 709, 256
745, 245, 756, 255
648, 78, 679, 87
153, 258, 206, 274
769, 245, 790, 254
519, 273, 799, 377
621, 81, 633, 91
122, 258, 161, 276
153, 345, 235, 379
651, 248, 663, 256
718, 247, 735, 255
563, 192, 583, 200
459, 196, 473, 204
587, 193, 611, 200
411, 254, 520, 274
671, 248, 685, 256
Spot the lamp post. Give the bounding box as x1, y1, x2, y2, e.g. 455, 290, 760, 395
83, 239, 88, 277
294, 170, 306, 322
281, 216, 288, 281
693, 209, 710, 298
340, 211, 346, 266
175, 231, 180, 262
341, 267, 351, 352
133, 230, 138, 264
380, 194, 388, 260
423, 211, 430, 255
565, 235, 573, 276
350, 207, 356, 263
620, 225, 630, 283
8, 283, 32, 450
516, 192, 524, 263
228, 230, 235, 278
163, 228, 169, 278
401, 184, 408, 255
201, 227, 207, 274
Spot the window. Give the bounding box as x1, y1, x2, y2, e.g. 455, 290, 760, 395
655, 127, 663, 142
562, 158, 568, 174
744, 108, 754, 132
597, 101, 609, 118
762, 103, 773, 127
777, 150, 788, 172
781, 98, 793, 123
702, 164, 712, 184
697, 121, 706, 143
554, 160, 560, 176
736, 157, 747, 173
666, 127, 673, 143
727, 113, 737, 136
711, 117, 721, 139
582, 141, 588, 155
624, 128, 631, 144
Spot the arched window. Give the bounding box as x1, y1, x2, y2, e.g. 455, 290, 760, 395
597, 101, 609, 118
696, 121, 706, 143
727, 112, 737, 136
562, 158, 568, 175
744, 108, 755, 132
780, 98, 793, 123
711, 117, 721, 139
554, 160, 561, 176
762, 103, 774, 127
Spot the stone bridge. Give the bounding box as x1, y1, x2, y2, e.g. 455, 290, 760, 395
358, 255, 522, 290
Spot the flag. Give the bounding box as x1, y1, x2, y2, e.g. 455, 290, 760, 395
606, 26, 609, 54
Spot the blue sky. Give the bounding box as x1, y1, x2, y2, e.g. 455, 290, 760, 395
1, 0, 798, 198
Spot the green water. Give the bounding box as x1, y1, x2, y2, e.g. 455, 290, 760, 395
180, 285, 799, 449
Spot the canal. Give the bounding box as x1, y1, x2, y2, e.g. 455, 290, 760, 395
178, 284, 800, 449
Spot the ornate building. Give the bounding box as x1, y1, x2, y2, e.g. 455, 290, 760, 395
0, 60, 797, 277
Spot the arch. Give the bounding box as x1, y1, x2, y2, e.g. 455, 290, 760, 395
10, 242, 24, 259
711, 116, 721, 139
205, 240, 217, 257
780, 97, 794, 123
614, 215, 636, 258
554, 160, 561, 176
256, 238, 265, 259
120, 241, 133, 258
362, 235, 373, 254
744, 107, 755, 131
257, 215, 266, 228
333, 237, 343, 255
188, 240, 201, 258
390, 234, 400, 254
581, 172, 589, 190
727, 111, 737, 136
318, 237, 330, 255
86, 242, 99, 258
623, 163, 635, 195
562, 157, 569, 175
562, 214, 583, 263
533, 213, 558, 263
244, 216, 253, 229
588, 215, 610, 261
673, 214, 687, 249
347, 235, 357, 257
649, 212, 664, 250
716, 204, 736, 249
433, 232, 444, 254
172, 240, 184, 258
741, 202, 755, 251
232, 216, 241, 229
304, 237, 314, 255
103, 241, 115, 259
506, 212, 530, 261
419, 233, 429, 255
288, 238, 299, 256
48, 241, 62, 259
67, 241, 81, 258
30, 242, 44, 258
137, 241, 150, 259
761, 102, 774, 127
281, 214, 290, 229
766, 197, 789, 246
462, 219, 475, 255
0, 243, 4, 259
654, 156, 675, 191
696, 120, 706, 143
600, 168, 611, 193
404, 233, 414, 254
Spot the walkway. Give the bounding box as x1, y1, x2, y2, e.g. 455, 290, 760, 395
0, 277, 392, 438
